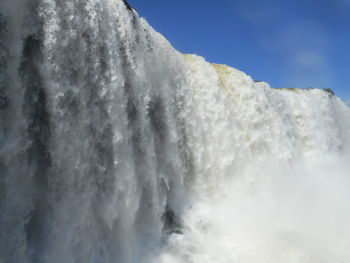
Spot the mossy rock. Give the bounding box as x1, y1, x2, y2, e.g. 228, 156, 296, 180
275, 87, 302, 93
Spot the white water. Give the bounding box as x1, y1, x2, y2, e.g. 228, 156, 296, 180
0, 1, 349, 263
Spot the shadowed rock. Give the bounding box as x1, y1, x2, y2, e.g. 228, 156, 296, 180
323, 88, 335, 96
122, 0, 135, 12
161, 208, 182, 235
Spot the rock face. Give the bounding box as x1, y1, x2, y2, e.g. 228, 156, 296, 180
122, 0, 134, 12
0, 1, 350, 263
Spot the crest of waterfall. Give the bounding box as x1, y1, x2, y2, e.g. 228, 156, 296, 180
0, 1, 349, 263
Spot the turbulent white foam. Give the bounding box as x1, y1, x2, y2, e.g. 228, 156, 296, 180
153, 54, 350, 263
154, 156, 350, 263
0, 1, 349, 263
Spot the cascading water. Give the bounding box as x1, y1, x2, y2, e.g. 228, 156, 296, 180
0, 1, 349, 263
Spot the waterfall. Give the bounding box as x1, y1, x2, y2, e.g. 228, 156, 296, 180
0, 1, 349, 262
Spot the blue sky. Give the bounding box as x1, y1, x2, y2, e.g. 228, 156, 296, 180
128, 0, 350, 101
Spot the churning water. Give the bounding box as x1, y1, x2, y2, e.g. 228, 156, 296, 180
0, 1, 349, 262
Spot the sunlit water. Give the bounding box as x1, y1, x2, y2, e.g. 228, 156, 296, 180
0, 1, 349, 262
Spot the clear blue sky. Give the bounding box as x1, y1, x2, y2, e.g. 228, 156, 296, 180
128, 0, 350, 101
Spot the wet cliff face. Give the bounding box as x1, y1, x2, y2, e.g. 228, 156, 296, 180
1, 1, 350, 263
